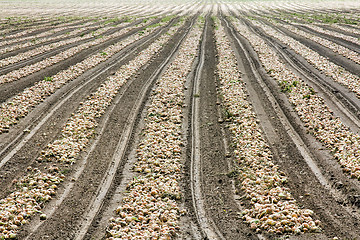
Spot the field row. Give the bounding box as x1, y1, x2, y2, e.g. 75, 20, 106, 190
1, 6, 360, 240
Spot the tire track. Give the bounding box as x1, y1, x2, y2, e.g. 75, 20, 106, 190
188, 15, 226, 240
0, 18, 144, 104
0, 18, 177, 199
1, 16, 185, 240
242, 16, 360, 118
99, 15, 203, 240
264, 20, 360, 75
238, 13, 360, 213
40, 16, 194, 240
225, 15, 360, 239
0, 18, 124, 72
241, 17, 360, 132
72, 17, 195, 240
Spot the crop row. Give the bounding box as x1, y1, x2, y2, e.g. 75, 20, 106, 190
0, 17, 62, 38
302, 24, 360, 45
0, 17, 155, 134
0, 20, 105, 55
273, 20, 360, 65
0, 16, 46, 32
280, 16, 360, 37
0, 20, 97, 55
0, 16, 84, 36
278, 12, 360, 25
214, 18, 319, 234
329, 23, 360, 36
0, 16, 180, 240
0, 19, 129, 68
0, 19, 137, 84
106, 17, 203, 239
231, 17, 360, 182
37, 16, 176, 164
0, 18, 89, 47
251, 20, 360, 98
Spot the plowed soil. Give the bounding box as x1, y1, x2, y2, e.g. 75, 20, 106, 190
1, 2, 360, 239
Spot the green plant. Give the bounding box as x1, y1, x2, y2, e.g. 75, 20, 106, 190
123, 16, 132, 22
199, 16, 205, 23
104, 17, 119, 24
267, 68, 275, 74
224, 108, 233, 119
280, 80, 298, 93
147, 23, 161, 28
44, 77, 53, 82
61, 169, 70, 175
303, 94, 311, 99
161, 15, 172, 22
227, 169, 239, 178
100, 51, 107, 56
309, 87, 316, 95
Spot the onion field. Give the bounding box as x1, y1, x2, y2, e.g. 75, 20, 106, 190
1, 0, 360, 239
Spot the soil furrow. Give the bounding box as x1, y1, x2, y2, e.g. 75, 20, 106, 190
20, 16, 195, 240
0, 18, 91, 49
0, 18, 67, 38
269, 22, 360, 76
0, 18, 116, 61
77, 17, 196, 240
0, 18, 143, 86
0, 18, 150, 104
226, 16, 360, 239
242, 18, 360, 131
273, 13, 360, 38
100, 15, 203, 239
186, 15, 259, 239
0, 18, 54, 34
0, 19, 128, 74
242, 16, 359, 115
238, 14, 360, 217
0, 20, 176, 201
189, 15, 226, 240
293, 24, 360, 51
2, 3, 360, 240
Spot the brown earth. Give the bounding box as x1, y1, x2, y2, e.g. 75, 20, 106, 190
1, 7, 360, 240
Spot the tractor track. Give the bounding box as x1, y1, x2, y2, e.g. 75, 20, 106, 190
0, 17, 179, 202
0, 19, 126, 74
183, 14, 265, 240
0, 17, 155, 104
17, 16, 196, 240
1, 4, 360, 239
222, 13, 360, 239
